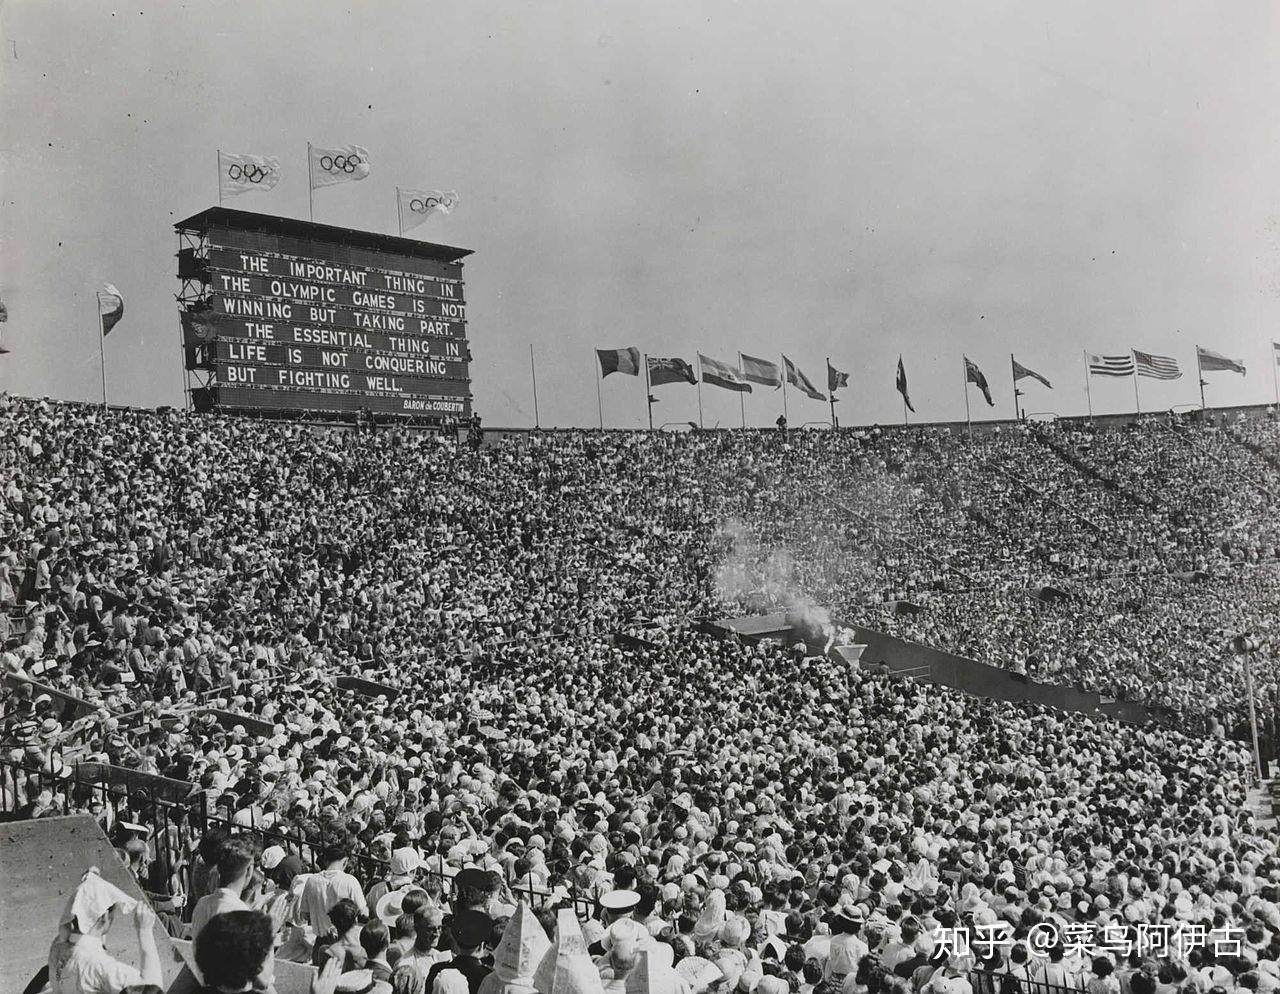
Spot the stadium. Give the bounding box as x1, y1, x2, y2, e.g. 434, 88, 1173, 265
3, 393, 1280, 993
3, 4, 1280, 994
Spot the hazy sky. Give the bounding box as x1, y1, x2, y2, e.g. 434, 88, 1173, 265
3, 0, 1279, 428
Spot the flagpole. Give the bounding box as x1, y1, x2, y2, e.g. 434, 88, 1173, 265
697, 365, 704, 430
644, 353, 654, 431
827, 358, 837, 428
216, 150, 222, 208
737, 354, 746, 430
595, 355, 604, 431
1010, 354, 1019, 421
1132, 350, 1141, 415
781, 355, 789, 425
1273, 343, 1279, 406
962, 358, 972, 437
1083, 350, 1093, 421
396, 187, 403, 237
1196, 347, 1206, 411
307, 142, 314, 222
530, 344, 540, 429
95, 300, 107, 407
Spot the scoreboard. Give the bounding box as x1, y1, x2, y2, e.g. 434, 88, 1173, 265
176, 207, 473, 421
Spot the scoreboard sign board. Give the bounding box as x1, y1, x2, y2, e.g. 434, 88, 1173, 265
177, 207, 473, 420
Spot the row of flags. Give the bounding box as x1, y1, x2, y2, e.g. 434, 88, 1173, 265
597, 349, 851, 403
217, 147, 459, 234
1086, 347, 1249, 380
598, 344, 1278, 421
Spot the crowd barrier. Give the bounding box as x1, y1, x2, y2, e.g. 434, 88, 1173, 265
0, 756, 597, 922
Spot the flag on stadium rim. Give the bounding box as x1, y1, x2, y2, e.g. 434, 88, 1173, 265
308, 143, 371, 189
398, 188, 459, 234
218, 151, 281, 199
964, 356, 994, 407
828, 362, 849, 393
782, 355, 826, 401
699, 353, 752, 393
896, 355, 915, 412
1088, 353, 1135, 377
647, 356, 696, 386
1196, 346, 1245, 375
98, 284, 124, 337
1012, 357, 1052, 389
1275, 342, 1280, 364
740, 353, 781, 388
597, 347, 640, 377
1133, 349, 1181, 380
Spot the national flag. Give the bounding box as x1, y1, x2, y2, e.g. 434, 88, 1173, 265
308, 143, 371, 189
699, 353, 752, 393
597, 347, 640, 377
647, 356, 696, 387
1088, 353, 1135, 377
97, 284, 124, 337
828, 362, 849, 393
740, 353, 782, 388
1274, 342, 1280, 366
782, 355, 826, 401
896, 356, 915, 413
1196, 346, 1245, 375
398, 188, 459, 234
1133, 350, 1182, 380
1012, 357, 1052, 389
964, 357, 994, 406
218, 151, 281, 198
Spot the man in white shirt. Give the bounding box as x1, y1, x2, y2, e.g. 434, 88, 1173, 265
300, 837, 369, 936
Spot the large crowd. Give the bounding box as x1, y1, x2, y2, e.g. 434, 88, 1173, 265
2, 394, 1279, 994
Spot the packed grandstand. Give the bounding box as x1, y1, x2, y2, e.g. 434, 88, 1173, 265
3, 392, 1280, 994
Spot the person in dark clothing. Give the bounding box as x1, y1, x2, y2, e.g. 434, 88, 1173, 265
423, 910, 493, 994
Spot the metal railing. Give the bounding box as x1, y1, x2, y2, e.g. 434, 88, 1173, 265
0, 756, 595, 920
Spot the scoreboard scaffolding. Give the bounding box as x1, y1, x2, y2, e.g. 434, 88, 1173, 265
176, 207, 473, 422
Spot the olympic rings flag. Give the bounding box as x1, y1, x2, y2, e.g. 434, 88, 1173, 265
218, 151, 281, 198
397, 188, 460, 234
308, 143, 372, 189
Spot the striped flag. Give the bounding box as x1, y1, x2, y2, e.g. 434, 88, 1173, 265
1133, 349, 1182, 380
896, 356, 915, 412
782, 355, 826, 401
597, 347, 640, 377
828, 362, 849, 393
1012, 357, 1052, 389
964, 356, 994, 406
218, 151, 281, 198
740, 353, 781, 388
97, 284, 124, 337
699, 353, 752, 393
1088, 353, 1135, 377
1196, 346, 1245, 375
308, 143, 371, 189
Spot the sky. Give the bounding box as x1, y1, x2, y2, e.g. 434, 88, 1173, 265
2, 0, 1279, 429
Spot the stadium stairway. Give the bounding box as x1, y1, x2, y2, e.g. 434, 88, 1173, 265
1249, 780, 1279, 831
